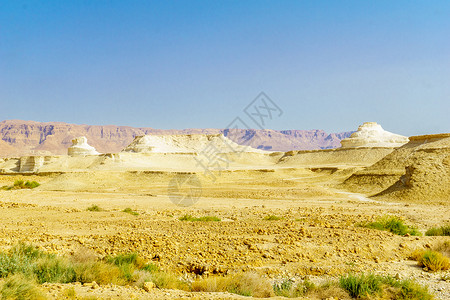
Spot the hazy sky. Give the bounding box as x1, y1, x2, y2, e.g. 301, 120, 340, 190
1, 1, 449, 136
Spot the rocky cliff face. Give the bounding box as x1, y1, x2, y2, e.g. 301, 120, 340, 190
0, 120, 352, 157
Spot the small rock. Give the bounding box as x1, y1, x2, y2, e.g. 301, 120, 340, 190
143, 281, 155, 292
91, 281, 99, 289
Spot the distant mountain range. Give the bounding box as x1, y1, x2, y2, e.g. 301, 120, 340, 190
0, 120, 353, 157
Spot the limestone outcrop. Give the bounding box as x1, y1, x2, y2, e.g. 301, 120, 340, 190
122, 134, 265, 154
343, 133, 450, 201
19, 156, 45, 172
340, 122, 408, 148
68, 137, 99, 156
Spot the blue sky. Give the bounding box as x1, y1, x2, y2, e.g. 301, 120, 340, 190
0, 1, 449, 135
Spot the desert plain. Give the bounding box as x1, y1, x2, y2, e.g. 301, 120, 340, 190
0, 125, 449, 299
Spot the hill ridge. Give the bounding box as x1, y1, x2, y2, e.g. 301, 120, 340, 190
0, 120, 353, 157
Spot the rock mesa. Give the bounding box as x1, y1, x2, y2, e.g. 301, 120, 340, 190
340, 122, 408, 148
68, 137, 99, 156
122, 134, 265, 154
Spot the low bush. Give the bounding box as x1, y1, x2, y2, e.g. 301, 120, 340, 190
34, 256, 76, 283
339, 273, 382, 298
0, 243, 45, 278
179, 215, 220, 222
1, 180, 40, 190
426, 225, 450, 236
86, 205, 102, 212
273, 278, 316, 297
149, 271, 189, 290
412, 250, 450, 271
0, 243, 179, 291
396, 279, 434, 300
264, 215, 282, 221
360, 215, 420, 236
192, 273, 274, 297
273, 278, 294, 297
106, 252, 146, 282
339, 273, 433, 299
73, 261, 125, 285
122, 208, 139, 216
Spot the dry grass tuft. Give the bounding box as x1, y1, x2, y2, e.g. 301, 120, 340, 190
0, 274, 46, 300
415, 250, 450, 271
192, 273, 274, 298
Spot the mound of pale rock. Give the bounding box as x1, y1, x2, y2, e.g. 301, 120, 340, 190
340, 122, 408, 148
122, 134, 266, 154
68, 137, 99, 156
343, 133, 450, 202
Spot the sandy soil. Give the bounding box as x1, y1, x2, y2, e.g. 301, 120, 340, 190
0, 165, 449, 299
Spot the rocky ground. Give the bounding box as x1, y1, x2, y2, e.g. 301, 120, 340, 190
0, 169, 449, 299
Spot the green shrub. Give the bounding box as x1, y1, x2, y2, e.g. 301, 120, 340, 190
34, 256, 76, 283
141, 263, 159, 273
339, 273, 382, 298
179, 215, 220, 222
361, 215, 420, 236
397, 279, 433, 300
122, 208, 139, 216
0, 243, 45, 278
86, 205, 102, 212
24, 181, 40, 189
106, 253, 143, 282
264, 215, 282, 221
339, 273, 433, 299
426, 225, 450, 236
0, 243, 185, 292
107, 253, 140, 267
1, 180, 40, 190
105, 252, 159, 283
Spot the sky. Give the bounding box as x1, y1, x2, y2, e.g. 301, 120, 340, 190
0, 1, 449, 136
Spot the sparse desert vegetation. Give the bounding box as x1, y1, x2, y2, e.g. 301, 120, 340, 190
0, 132, 448, 299
86, 205, 102, 212
359, 215, 420, 236
179, 215, 221, 222
264, 215, 282, 221
122, 208, 139, 216
0, 169, 448, 299
426, 225, 450, 236
411, 250, 450, 272
1, 180, 40, 190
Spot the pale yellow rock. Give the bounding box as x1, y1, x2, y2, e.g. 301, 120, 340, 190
122, 133, 266, 154
68, 137, 99, 156
340, 122, 408, 148
143, 281, 155, 291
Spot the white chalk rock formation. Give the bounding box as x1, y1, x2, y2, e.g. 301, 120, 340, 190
68, 137, 99, 156
122, 134, 265, 154
19, 156, 45, 172
340, 122, 409, 148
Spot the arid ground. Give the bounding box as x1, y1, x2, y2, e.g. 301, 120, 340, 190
0, 153, 449, 299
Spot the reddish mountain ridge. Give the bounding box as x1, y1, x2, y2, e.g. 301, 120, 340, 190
0, 120, 352, 157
